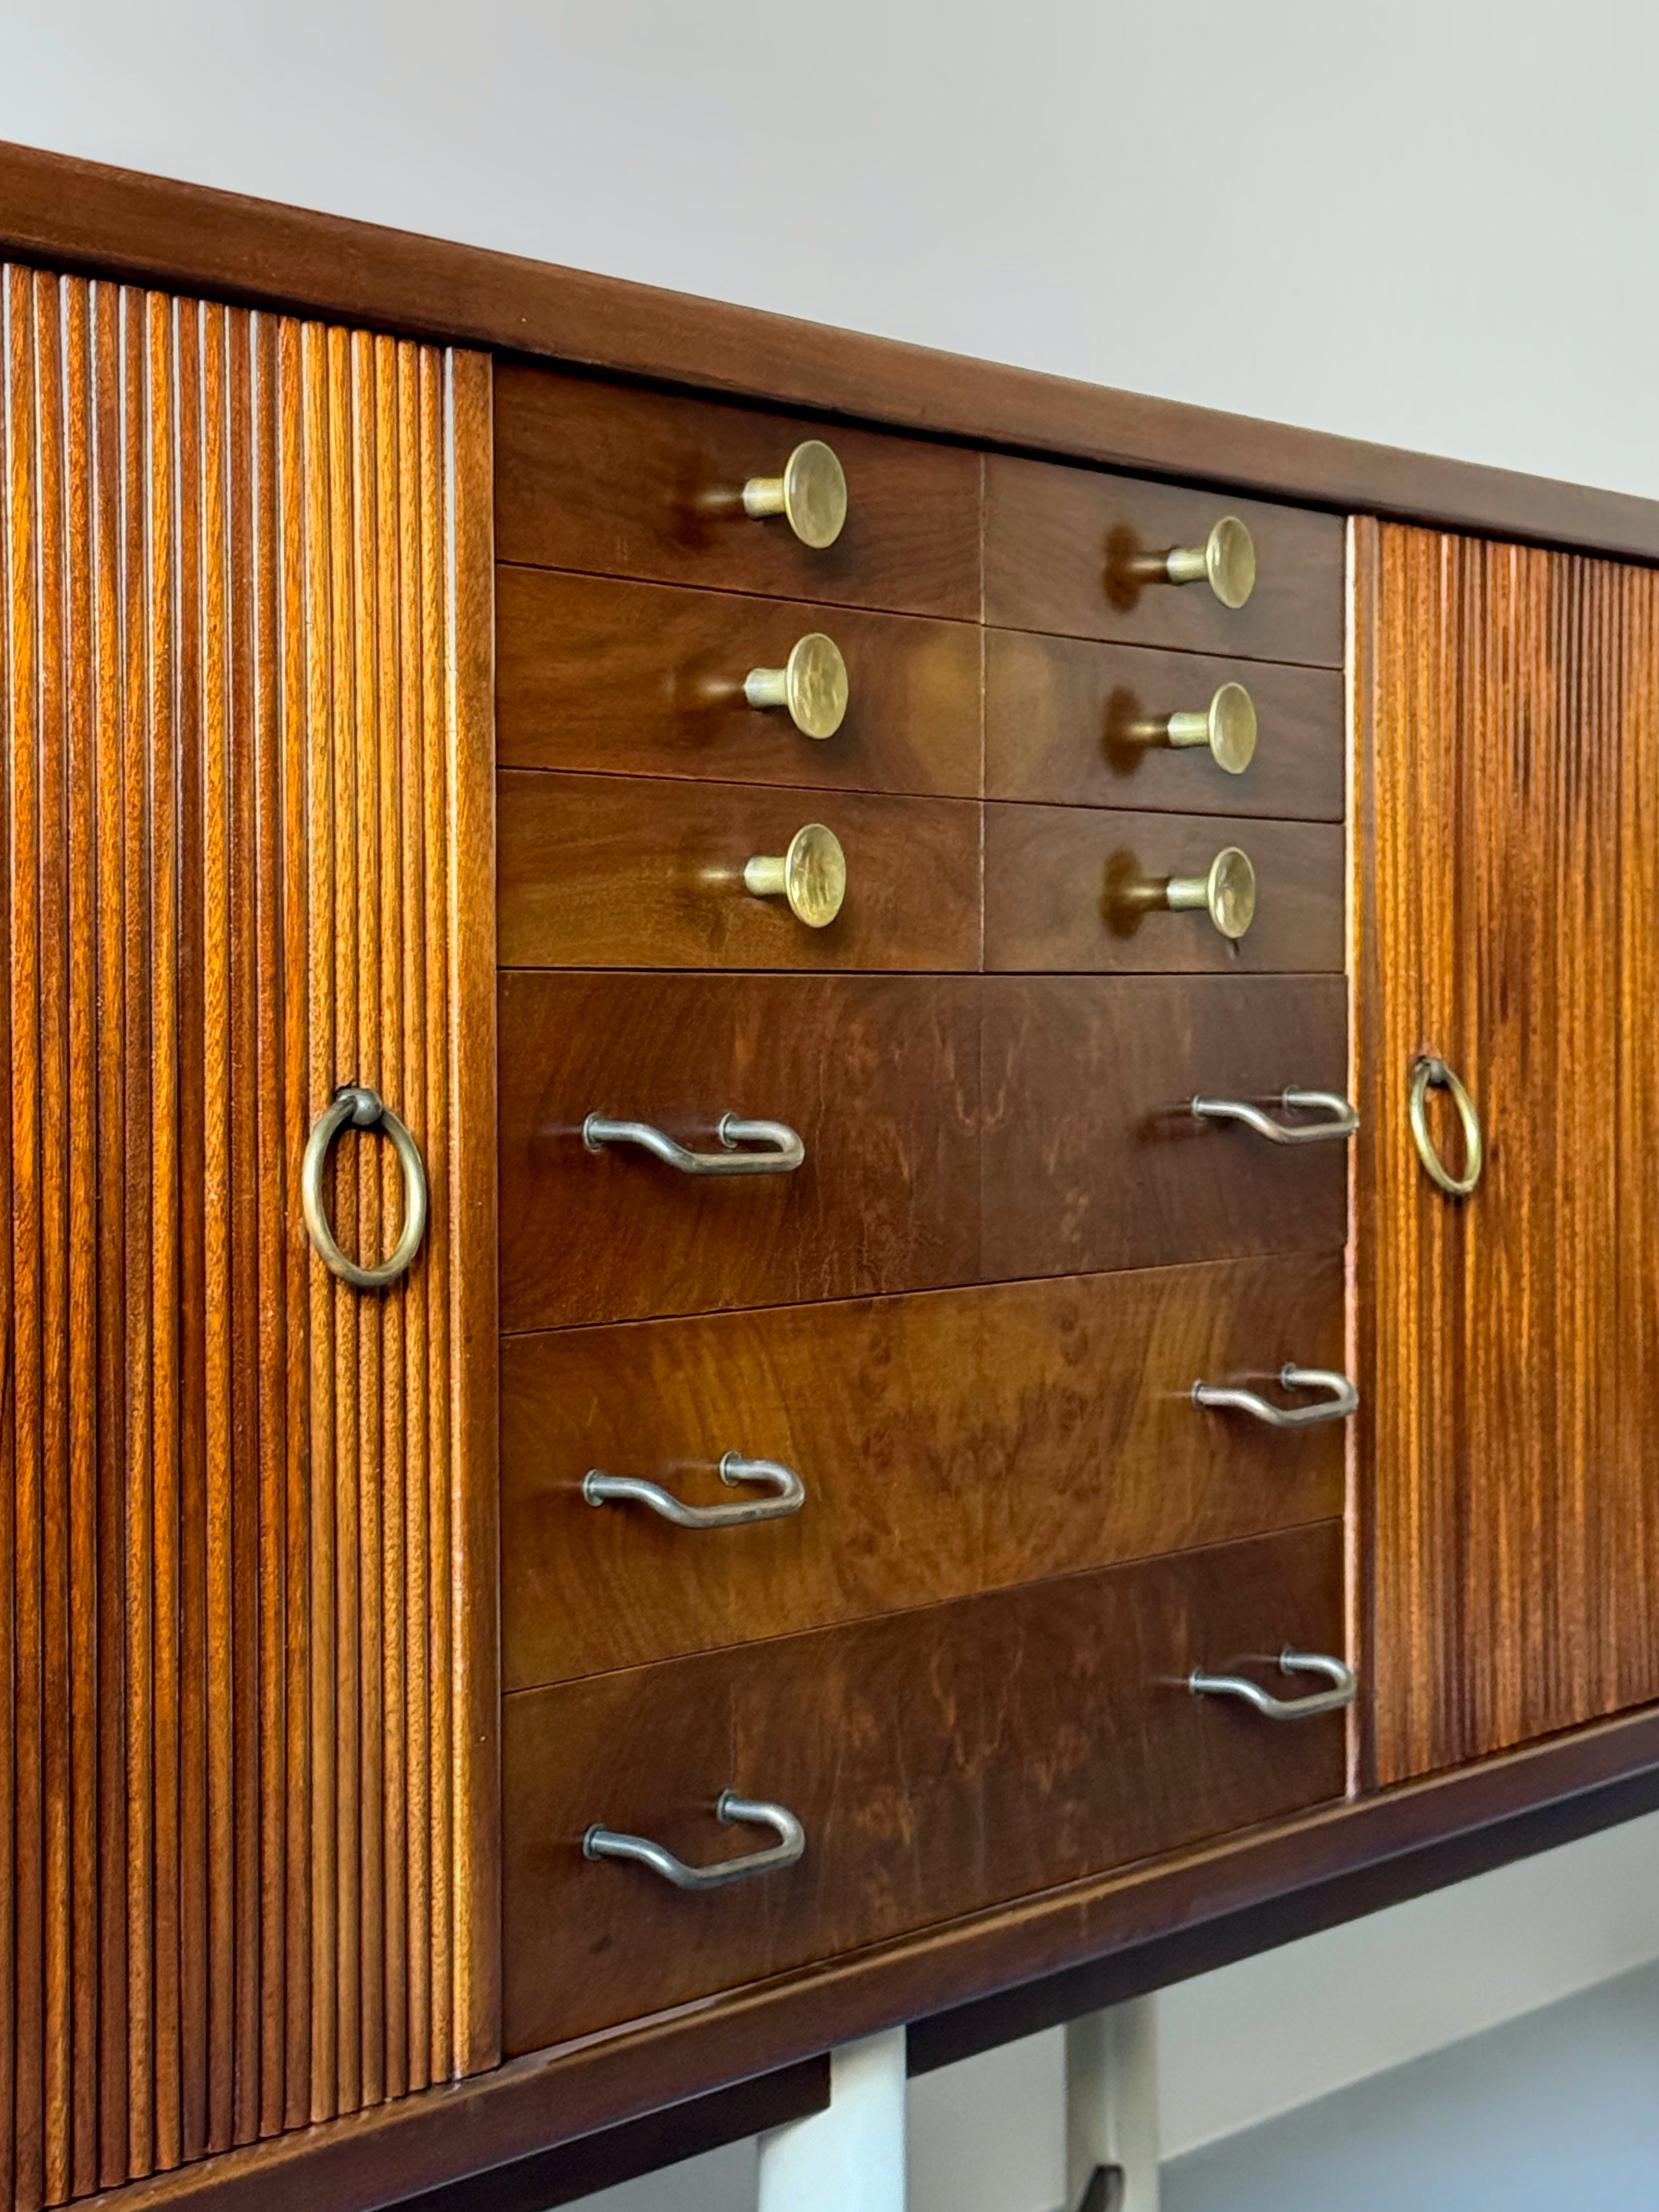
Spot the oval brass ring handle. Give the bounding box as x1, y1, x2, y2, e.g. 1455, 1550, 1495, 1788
1192, 1365, 1359, 1428
583, 1453, 807, 1528
1408, 1054, 1484, 1196
1191, 1088, 1359, 1144
745, 633, 849, 738
301, 1083, 427, 1290
1139, 516, 1257, 608
1189, 1649, 1357, 1720
1166, 845, 1257, 939
744, 821, 846, 927
742, 439, 847, 548
583, 1792, 806, 1891
1133, 681, 1258, 774
582, 1113, 805, 1175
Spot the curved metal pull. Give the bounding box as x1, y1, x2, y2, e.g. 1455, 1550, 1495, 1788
582, 1112, 805, 1175
1408, 1054, 1484, 1197
1191, 1088, 1359, 1144
583, 1791, 806, 1891
1192, 1365, 1358, 1429
583, 1453, 806, 1529
302, 1084, 428, 1289
1189, 1648, 1357, 1720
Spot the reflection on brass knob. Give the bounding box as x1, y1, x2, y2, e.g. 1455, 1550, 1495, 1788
744, 633, 850, 738
741, 441, 848, 548
743, 822, 847, 927
1132, 681, 1257, 774
1166, 845, 1257, 938
1152, 516, 1257, 608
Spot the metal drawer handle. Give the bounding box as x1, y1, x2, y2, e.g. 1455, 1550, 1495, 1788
1409, 1054, 1484, 1197
583, 1792, 806, 1891
302, 1083, 428, 1289
742, 439, 848, 548
1192, 1365, 1358, 1428
582, 1112, 805, 1175
1189, 1647, 1357, 1720
583, 1452, 806, 1528
1191, 1088, 1359, 1144
1133, 516, 1257, 608
745, 632, 849, 738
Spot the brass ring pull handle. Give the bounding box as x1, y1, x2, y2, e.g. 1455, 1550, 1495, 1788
583, 1452, 807, 1529
582, 1112, 805, 1175
583, 1792, 806, 1891
741, 440, 848, 548
744, 633, 849, 738
1408, 1054, 1484, 1197
1130, 681, 1258, 775
744, 821, 847, 927
1134, 516, 1257, 608
1191, 1088, 1359, 1145
1192, 1365, 1359, 1428
301, 1084, 428, 1290
1189, 1649, 1357, 1720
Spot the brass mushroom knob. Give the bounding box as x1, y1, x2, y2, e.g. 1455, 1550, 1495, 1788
744, 633, 850, 738
1151, 516, 1257, 608
743, 822, 847, 928
1132, 680, 1258, 775
1166, 845, 1257, 938
741, 441, 848, 549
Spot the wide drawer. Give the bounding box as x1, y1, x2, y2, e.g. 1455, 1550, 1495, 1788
498, 770, 980, 970
494, 365, 981, 619
501, 1521, 1346, 2053
498, 973, 980, 1330
984, 804, 1344, 973
982, 975, 1349, 1276
986, 630, 1344, 819
498, 567, 982, 797
501, 1255, 1348, 1690
984, 457, 1344, 664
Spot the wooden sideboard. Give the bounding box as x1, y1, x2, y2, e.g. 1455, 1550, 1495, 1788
1, 135, 1657, 2212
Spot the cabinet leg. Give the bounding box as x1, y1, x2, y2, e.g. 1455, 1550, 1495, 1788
757, 2027, 907, 2212
1066, 1997, 1160, 2212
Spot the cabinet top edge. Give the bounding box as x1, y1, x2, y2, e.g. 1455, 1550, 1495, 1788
3, 133, 1657, 564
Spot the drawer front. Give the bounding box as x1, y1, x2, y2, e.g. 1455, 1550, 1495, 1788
498, 567, 982, 797
986, 630, 1344, 819
500, 770, 980, 971
501, 1522, 1345, 2053
494, 365, 981, 618
984, 456, 1344, 665
983, 975, 1349, 1276
501, 1256, 1346, 1689
498, 973, 980, 1330
984, 804, 1344, 973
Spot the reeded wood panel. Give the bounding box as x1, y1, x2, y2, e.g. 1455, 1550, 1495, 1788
1357, 519, 1659, 1784
0, 268, 497, 2207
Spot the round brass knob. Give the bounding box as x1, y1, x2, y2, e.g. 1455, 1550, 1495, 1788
1161, 516, 1257, 608
743, 822, 847, 928
1150, 681, 1258, 775
1166, 845, 1257, 938
743, 633, 850, 738
741, 441, 848, 549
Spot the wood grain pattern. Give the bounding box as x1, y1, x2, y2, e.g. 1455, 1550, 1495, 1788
500, 1256, 1346, 1690
0, 268, 497, 2208
1357, 518, 1659, 1783
498, 771, 980, 971
984, 631, 1342, 820
497, 568, 982, 797
493, 366, 981, 618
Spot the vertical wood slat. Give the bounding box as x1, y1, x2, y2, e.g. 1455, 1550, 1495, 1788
1357, 519, 1659, 1784
0, 268, 498, 2210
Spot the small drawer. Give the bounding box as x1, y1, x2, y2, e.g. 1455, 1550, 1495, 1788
498, 569, 982, 797
982, 975, 1349, 1277
501, 1255, 1346, 1689
984, 804, 1344, 973
986, 630, 1344, 819
498, 770, 980, 971
497, 972, 980, 1331
984, 457, 1344, 665
494, 365, 981, 620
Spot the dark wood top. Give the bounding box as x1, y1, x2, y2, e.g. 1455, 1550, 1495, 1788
2, 136, 1657, 561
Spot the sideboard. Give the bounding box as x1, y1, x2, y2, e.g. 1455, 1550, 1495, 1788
1, 136, 1658, 2212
